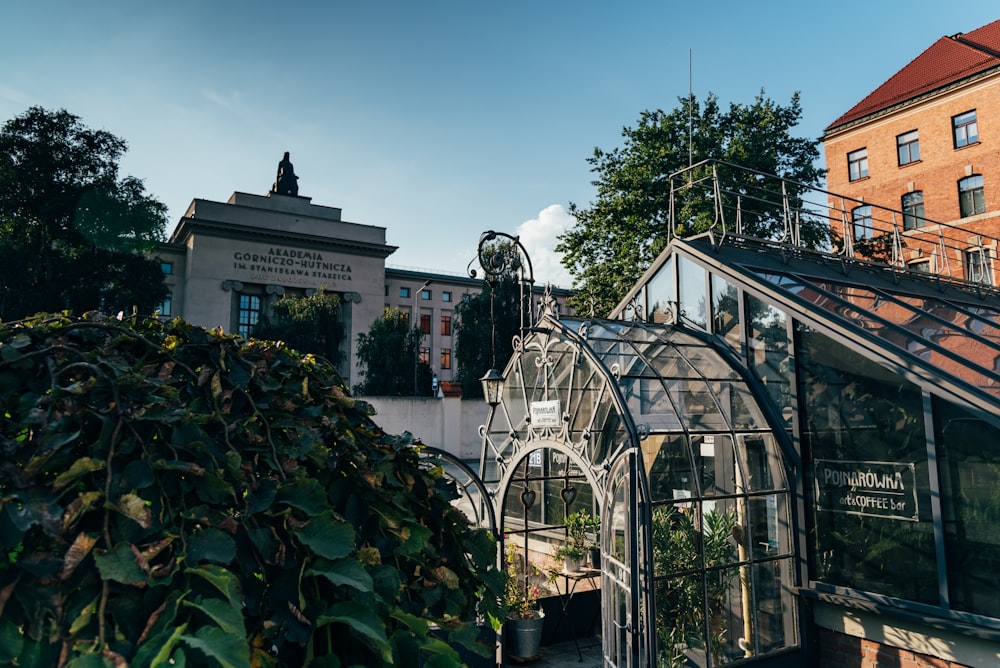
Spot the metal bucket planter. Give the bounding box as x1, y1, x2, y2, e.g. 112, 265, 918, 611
507, 612, 545, 659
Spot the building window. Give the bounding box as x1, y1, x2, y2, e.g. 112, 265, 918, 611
953, 110, 979, 148
160, 262, 173, 275
442, 291, 452, 302
419, 347, 430, 365
159, 291, 172, 316
902, 191, 925, 230
400, 287, 411, 299
852, 204, 873, 241
966, 249, 993, 285
909, 259, 931, 273
419, 313, 431, 335
441, 315, 452, 336
440, 348, 451, 370
420, 289, 432, 301
896, 130, 920, 165
959, 175, 985, 217
848, 148, 868, 181
384, 285, 389, 297
237, 294, 261, 337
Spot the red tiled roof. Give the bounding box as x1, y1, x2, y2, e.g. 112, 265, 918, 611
826, 19, 1000, 132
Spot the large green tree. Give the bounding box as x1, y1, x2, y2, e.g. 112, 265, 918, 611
0, 107, 168, 319
558, 91, 825, 316
252, 289, 345, 366
354, 308, 433, 396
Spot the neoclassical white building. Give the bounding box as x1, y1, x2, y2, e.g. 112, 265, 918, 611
156, 180, 570, 391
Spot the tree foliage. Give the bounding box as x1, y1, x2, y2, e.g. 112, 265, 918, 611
0, 107, 168, 320
558, 91, 824, 316
0, 312, 502, 667
354, 308, 433, 396
455, 242, 526, 399
252, 289, 345, 367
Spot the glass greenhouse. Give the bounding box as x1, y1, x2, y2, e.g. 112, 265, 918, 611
475, 232, 1000, 667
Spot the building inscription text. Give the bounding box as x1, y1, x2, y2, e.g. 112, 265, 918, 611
233, 246, 352, 283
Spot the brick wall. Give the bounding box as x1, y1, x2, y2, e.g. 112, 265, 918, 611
824, 72, 1000, 227
817, 629, 971, 668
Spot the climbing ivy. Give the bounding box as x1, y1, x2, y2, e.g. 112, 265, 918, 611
0, 313, 503, 667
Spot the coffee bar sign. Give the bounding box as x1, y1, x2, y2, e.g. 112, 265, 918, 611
530, 400, 561, 428
814, 459, 918, 521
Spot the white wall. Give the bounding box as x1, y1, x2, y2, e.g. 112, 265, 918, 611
360, 396, 490, 462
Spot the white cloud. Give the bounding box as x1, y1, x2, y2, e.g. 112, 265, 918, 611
516, 204, 576, 289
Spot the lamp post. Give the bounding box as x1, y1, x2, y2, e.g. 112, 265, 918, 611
413, 280, 431, 396
467, 231, 535, 407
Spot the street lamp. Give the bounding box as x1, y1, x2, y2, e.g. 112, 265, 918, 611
468, 230, 534, 407
413, 280, 431, 396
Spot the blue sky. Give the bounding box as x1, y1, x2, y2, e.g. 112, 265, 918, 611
2, 1, 998, 287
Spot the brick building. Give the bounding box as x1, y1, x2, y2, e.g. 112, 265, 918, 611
823, 19, 1000, 283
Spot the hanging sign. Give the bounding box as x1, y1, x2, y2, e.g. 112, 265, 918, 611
530, 400, 562, 427
814, 459, 918, 521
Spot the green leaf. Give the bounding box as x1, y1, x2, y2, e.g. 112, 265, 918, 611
394, 521, 431, 556
186, 528, 236, 565
0, 618, 23, 661
390, 609, 429, 636
180, 625, 250, 668
183, 596, 245, 636
316, 601, 390, 656
308, 557, 372, 593
131, 624, 188, 668
94, 542, 146, 585
293, 514, 355, 560
68, 593, 100, 635
275, 478, 329, 516
186, 564, 241, 605
64, 653, 113, 668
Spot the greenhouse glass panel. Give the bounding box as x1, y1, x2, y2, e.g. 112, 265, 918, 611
644, 434, 699, 502
647, 256, 676, 324
747, 294, 793, 429
695, 434, 737, 497
797, 323, 938, 604
712, 273, 742, 352
678, 255, 708, 329
933, 397, 1000, 619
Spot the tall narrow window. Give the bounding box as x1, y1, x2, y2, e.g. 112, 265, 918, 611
901, 191, 925, 230
848, 148, 868, 181
966, 249, 993, 285
897, 130, 920, 165
953, 110, 979, 148
440, 348, 452, 370
440, 315, 452, 336
419, 313, 432, 335
851, 204, 873, 241
238, 294, 261, 337
959, 175, 985, 217
419, 347, 430, 365
159, 292, 172, 317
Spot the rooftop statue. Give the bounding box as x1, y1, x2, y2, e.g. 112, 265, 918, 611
272, 151, 299, 196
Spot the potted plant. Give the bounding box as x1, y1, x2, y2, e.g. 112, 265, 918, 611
555, 509, 598, 572
504, 541, 546, 659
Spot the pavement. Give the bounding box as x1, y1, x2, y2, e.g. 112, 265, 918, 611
505, 635, 602, 668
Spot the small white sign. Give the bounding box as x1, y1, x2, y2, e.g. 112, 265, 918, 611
530, 400, 562, 427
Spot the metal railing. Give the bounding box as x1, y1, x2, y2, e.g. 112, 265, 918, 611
668, 159, 1000, 290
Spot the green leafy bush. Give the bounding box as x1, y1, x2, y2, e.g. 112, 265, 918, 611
0, 313, 503, 667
